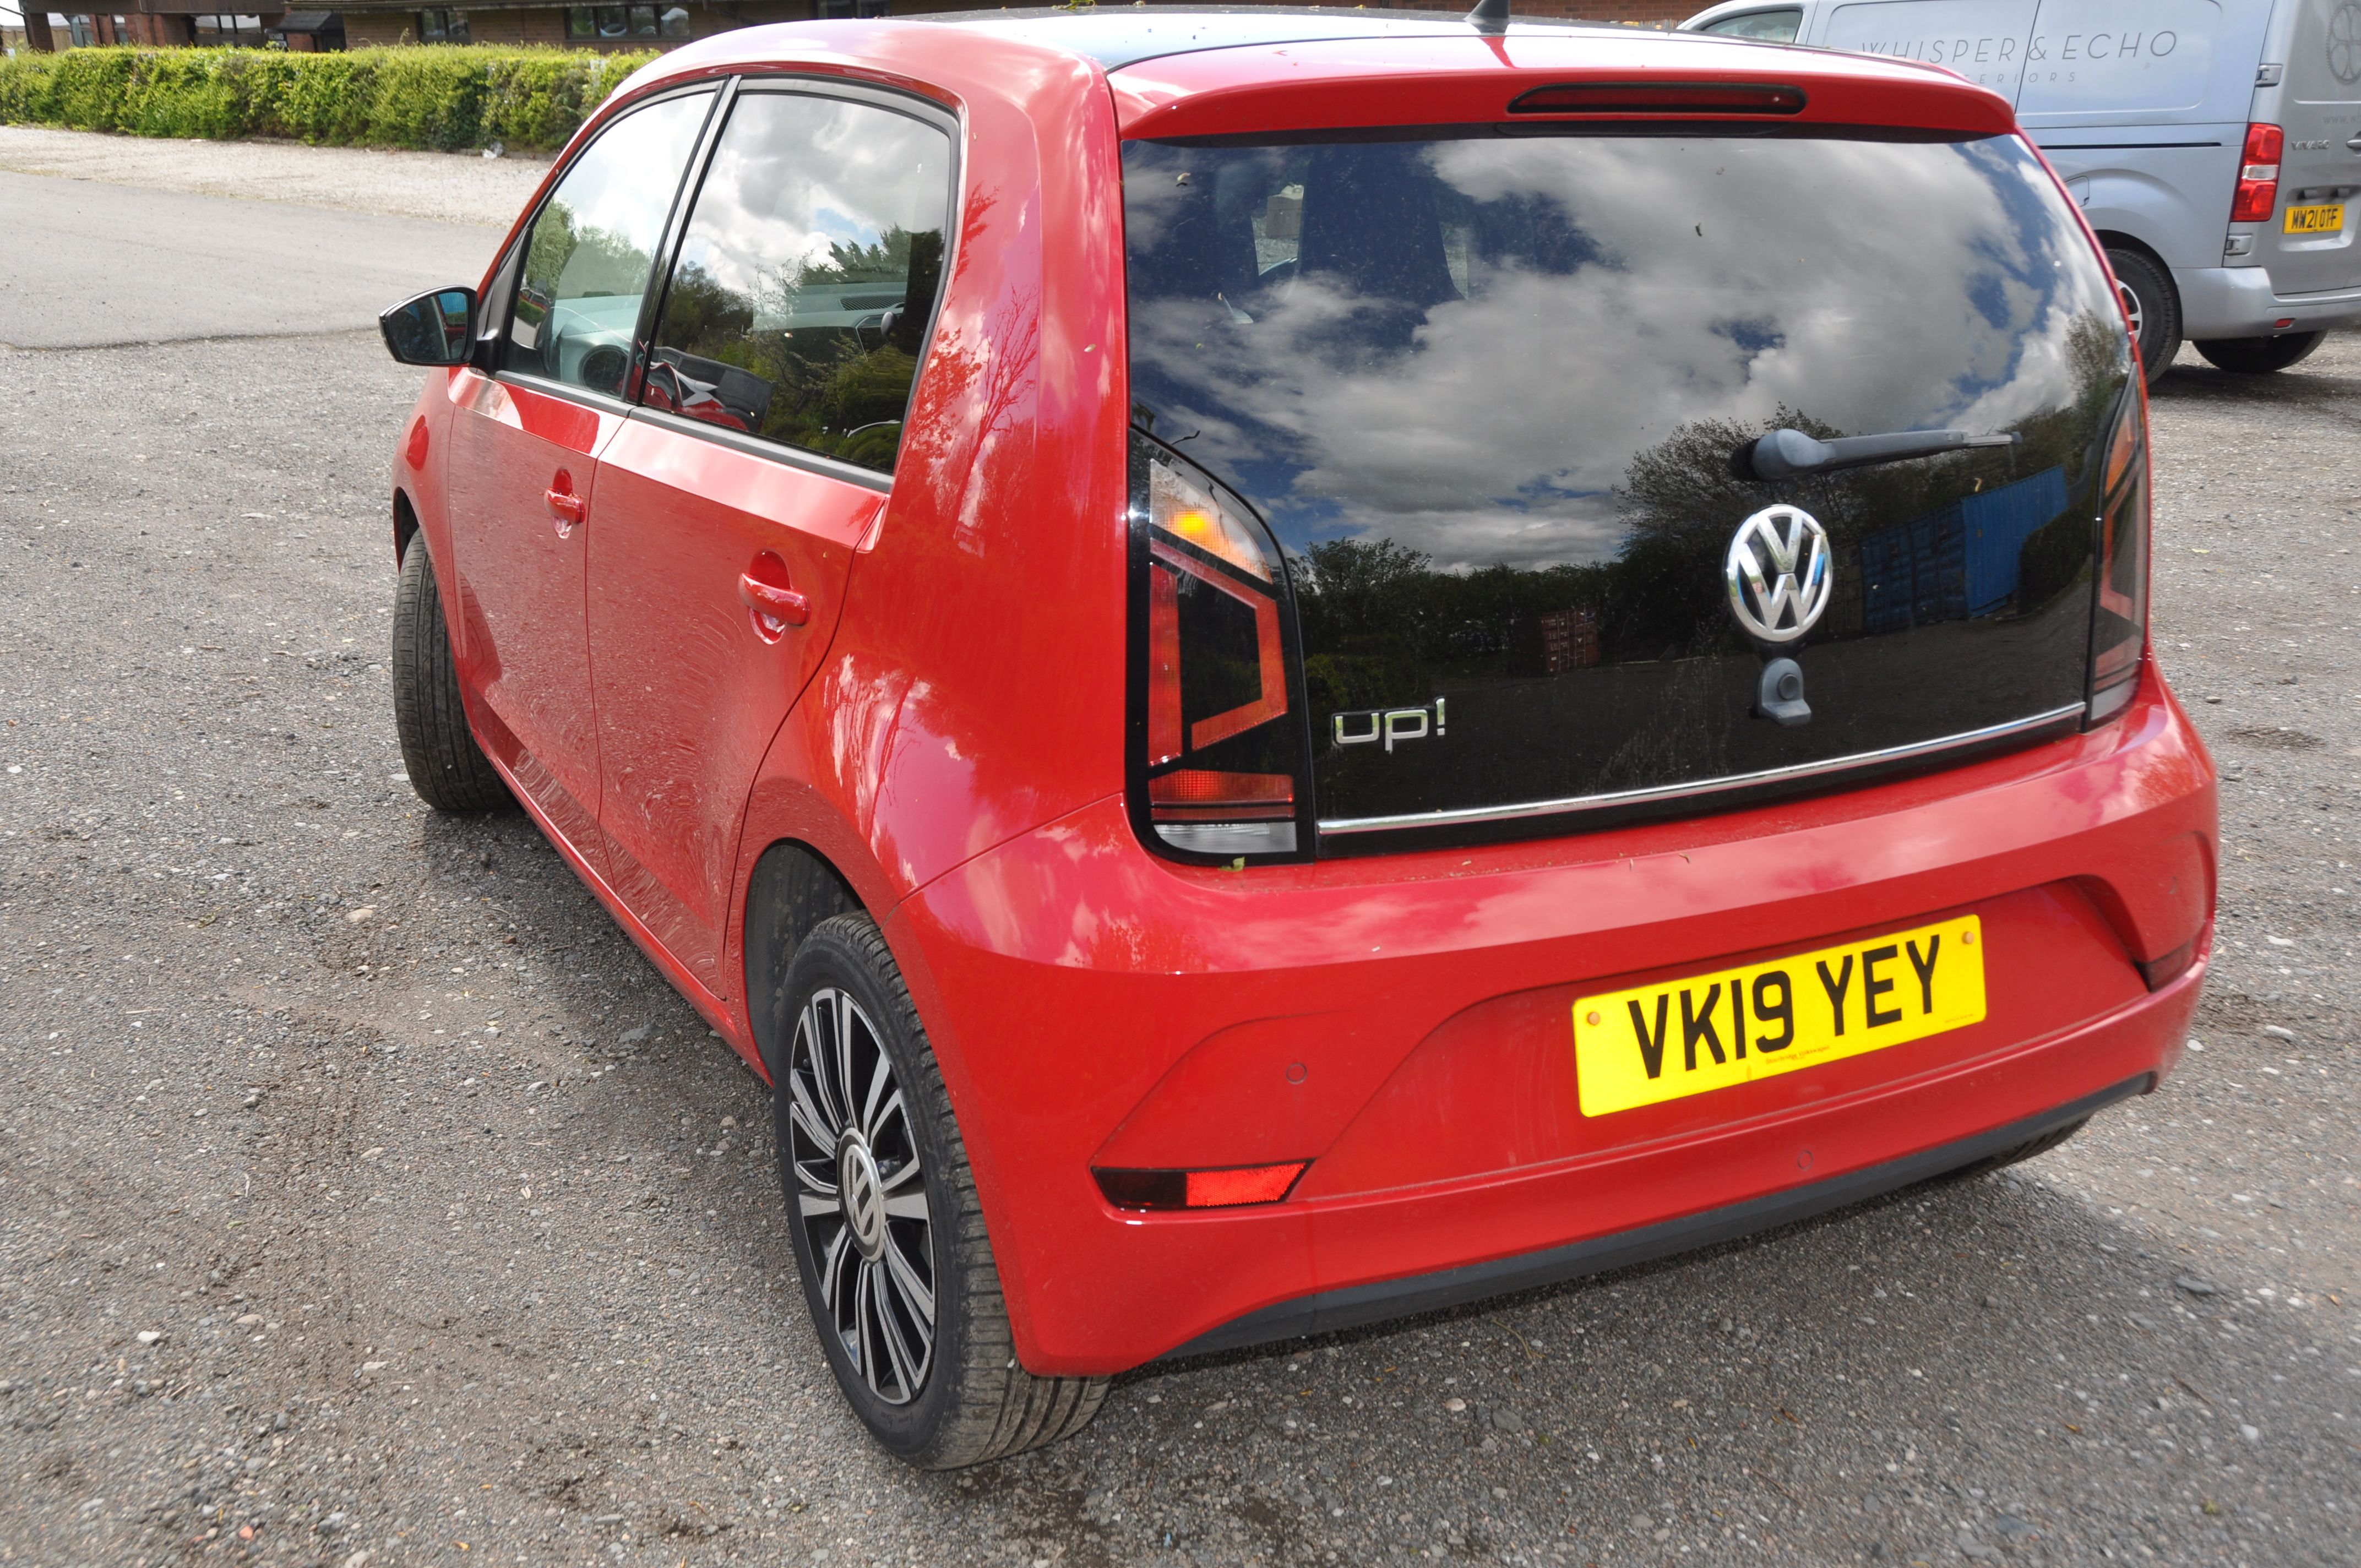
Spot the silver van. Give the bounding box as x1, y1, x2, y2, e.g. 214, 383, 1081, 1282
1680, 0, 2361, 379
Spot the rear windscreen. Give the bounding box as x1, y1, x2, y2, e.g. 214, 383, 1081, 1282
1123, 130, 2118, 576
1122, 129, 2130, 835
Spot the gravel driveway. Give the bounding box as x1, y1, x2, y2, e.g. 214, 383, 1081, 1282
0, 144, 2355, 1568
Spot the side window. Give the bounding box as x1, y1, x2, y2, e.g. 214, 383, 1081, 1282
502, 90, 712, 398
641, 89, 953, 476
1701, 8, 1802, 41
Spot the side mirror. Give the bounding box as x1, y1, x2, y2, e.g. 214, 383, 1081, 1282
379, 287, 478, 367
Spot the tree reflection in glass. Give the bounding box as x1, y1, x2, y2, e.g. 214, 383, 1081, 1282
644, 91, 951, 476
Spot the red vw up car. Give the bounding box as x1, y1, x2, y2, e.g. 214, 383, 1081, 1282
378, 6, 2216, 1467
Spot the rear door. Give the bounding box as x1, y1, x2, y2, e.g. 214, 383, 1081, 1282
585, 81, 956, 988
445, 87, 715, 854
2262, 0, 2361, 293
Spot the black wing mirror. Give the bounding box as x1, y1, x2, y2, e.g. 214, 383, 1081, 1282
379, 287, 478, 367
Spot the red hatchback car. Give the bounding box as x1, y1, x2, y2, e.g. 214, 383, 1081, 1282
378, 5, 2217, 1467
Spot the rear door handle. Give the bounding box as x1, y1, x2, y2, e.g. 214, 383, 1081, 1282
545, 486, 588, 525
738, 566, 809, 643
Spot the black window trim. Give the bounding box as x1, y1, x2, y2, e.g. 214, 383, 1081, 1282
485, 78, 731, 421
623, 72, 967, 496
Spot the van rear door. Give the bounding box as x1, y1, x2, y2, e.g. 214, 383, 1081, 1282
2259, 0, 2361, 296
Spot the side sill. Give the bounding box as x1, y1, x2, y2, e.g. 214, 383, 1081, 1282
1161, 1073, 2149, 1361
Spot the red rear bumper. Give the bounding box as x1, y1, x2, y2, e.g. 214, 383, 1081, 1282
888, 669, 2216, 1375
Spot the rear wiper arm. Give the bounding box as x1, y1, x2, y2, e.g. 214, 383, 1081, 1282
1737, 427, 2018, 482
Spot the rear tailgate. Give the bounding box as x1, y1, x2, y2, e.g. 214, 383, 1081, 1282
1114, 34, 2133, 847
2264, 0, 2361, 293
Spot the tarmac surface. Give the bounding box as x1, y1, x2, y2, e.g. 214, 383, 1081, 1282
1, 134, 2357, 1567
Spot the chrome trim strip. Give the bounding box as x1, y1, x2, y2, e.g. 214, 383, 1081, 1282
1316, 702, 2088, 837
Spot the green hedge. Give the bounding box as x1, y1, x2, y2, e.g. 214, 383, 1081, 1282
0, 45, 656, 152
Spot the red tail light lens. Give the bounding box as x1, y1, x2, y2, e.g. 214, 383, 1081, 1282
1094, 1162, 1309, 1211
2088, 386, 2150, 723
1130, 431, 1313, 861
2231, 122, 2282, 223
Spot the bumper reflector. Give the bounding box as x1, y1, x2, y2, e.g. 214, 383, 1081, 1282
2138, 939, 2196, 992
1095, 1161, 1309, 1211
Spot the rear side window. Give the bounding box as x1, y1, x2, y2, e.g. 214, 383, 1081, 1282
1699, 8, 1800, 41
641, 89, 954, 476
503, 91, 714, 396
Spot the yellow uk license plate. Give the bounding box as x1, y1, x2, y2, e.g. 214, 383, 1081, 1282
2284, 203, 2346, 234
1573, 917, 1987, 1117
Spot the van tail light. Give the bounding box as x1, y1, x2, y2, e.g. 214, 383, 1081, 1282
2231, 123, 2282, 224
1129, 429, 1314, 861
1094, 1161, 1309, 1211
2087, 384, 2150, 724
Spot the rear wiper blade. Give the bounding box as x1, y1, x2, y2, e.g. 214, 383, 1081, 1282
1737, 427, 2018, 482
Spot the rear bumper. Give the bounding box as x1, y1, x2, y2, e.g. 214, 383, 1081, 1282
2177, 263, 2361, 338
889, 669, 2216, 1375
1170, 1072, 2150, 1358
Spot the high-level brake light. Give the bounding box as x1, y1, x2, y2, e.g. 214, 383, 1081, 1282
1508, 81, 1807, 116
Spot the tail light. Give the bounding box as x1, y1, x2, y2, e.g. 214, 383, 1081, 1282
1128, 430, 1313, 861
2087, 384, 2150, 724
2231, 123, 2282, 224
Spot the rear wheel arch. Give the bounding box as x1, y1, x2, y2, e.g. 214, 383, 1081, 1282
743, 840, 865, 1078
2093, 233, 2183, 383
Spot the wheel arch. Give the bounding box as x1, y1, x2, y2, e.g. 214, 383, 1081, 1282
742, 839, 865, 1079
2092, 231, 2182, 309
394, 487, 421, 565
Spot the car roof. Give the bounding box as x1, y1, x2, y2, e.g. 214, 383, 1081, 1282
634, 6, 2008, 139
901, 6, 1611, 70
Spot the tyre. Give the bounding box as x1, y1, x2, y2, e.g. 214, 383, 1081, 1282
391, 538, 510, 814
2106, 247, 2182, 386
771, 915, 1107, 1467
1947, 1116, 2089, 1182
2194, 331, 2327, 374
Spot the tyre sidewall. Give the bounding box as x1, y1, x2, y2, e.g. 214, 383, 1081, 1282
2106, 248, 2181, 384
772, 918, 973, 1463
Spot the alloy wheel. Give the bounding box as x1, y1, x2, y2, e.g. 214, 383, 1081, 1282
2117, 279, 2145, 340
785, 987, 936, 1404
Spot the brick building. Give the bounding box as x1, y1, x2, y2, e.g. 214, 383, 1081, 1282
25, 0, 1684, 53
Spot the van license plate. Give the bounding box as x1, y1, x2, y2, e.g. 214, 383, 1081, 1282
1573, 917, 1987, 1117
2284, 203, 2346, 234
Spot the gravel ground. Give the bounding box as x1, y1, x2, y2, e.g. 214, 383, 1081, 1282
0, 126, 550, 227
1, 189, 2358, 1565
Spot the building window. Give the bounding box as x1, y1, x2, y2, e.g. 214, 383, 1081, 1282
48, 12, 99, 45
416, 7, 468, 41
190, 12, 267, 44
568, 4, 689, 40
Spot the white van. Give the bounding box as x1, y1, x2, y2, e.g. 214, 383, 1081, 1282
1680, 0, 2361, 379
